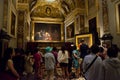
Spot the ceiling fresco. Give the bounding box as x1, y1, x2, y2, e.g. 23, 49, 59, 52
27, 0, 85, 18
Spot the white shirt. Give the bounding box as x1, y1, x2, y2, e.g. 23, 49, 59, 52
57, 50, 69, 63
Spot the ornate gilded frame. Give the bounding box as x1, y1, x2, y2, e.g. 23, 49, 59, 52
31, 20, 64, 42
66, 22, 75, 40
115, 1, 120, 34
75, 33, 93, 49
10, 11, 16, 36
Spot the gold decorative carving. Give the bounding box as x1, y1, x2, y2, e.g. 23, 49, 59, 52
31, 5, 64, 18
102, 0, 109, 33
31, 21, 64, 42
76, 34, 93, 49
115, 1, 120, 34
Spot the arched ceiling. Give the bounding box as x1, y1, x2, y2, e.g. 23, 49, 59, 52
29, 0, 84, 18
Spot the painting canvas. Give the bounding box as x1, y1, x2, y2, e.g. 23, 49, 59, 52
34, 23, 61, 41
116, 2, 120, 34
66, 23, 74, 39
76, 34, 93, 49
3, 0, 8, 30
11, 12, 16, 36
118, 3, 120, 33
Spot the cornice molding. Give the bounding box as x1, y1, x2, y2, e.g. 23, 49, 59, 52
31, 17, 64, 23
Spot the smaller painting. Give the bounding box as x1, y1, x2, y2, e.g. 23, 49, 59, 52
66, 23, 74, 39
11, 12, 16, 36
75, 33, 93, 49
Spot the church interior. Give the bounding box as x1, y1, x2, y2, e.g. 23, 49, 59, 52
0, 0, 120, 57
0, 0, 120, 80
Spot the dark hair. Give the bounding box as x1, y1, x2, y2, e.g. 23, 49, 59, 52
52, 47, 57, 51
25, 50, 32, 56
72, 45, 77, 50
107, 45, 119, 57
34, 48, 39, 54
80, 39, 84, 43
0, 47, 14, 72
90, 44, 99, 54
61, 45, 66, 54
99, 47, 104, 53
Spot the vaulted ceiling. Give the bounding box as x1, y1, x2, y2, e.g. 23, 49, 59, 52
27, 0, 85, 18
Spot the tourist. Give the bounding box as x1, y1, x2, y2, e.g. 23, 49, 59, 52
44, 46, 55, 80
0, 47, 20, 80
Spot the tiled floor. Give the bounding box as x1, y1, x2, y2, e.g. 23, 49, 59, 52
21, 69, 85, 80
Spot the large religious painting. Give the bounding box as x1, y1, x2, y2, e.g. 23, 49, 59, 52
66, 22, 75, 39
10, 12, 16, 36
34, 23, 61, 42
116, 2, 120, 34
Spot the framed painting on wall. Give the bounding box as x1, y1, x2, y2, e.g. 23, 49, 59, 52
10, 11, 16, 36
33, 23, 62, 42
66, 22, 75, 39
3, 0, 8, 30
116, 1, 120, 34
75, 33, 93, 49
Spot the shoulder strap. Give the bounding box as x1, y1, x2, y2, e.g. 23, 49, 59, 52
83, 55, 98, 74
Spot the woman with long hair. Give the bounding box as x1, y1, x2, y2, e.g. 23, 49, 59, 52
0, 47, 20, 80
58, 45, 69, 79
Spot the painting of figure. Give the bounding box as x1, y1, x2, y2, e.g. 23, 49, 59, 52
34, 23, 61, 41
66, 23, 74, 39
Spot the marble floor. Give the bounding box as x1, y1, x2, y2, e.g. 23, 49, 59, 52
21, 64, 85, 80
21, 75, 85, 80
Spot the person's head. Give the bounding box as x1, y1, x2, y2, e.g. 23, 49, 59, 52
52, 47, 57, 51
80, 39, 85, 43
90, 44, 99, 54
107, 45, 119, 58
34, 48, 39, 54
61, 45, 66, 51
45, 46, 53, 53
14, 48, 21, 56
4, 47, 15, 59
72, 45, 77, 50
25, 50, 32, 56
99, 47, 104, 53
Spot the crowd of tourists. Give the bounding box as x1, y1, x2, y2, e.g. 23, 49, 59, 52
0, 40, 120, 80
